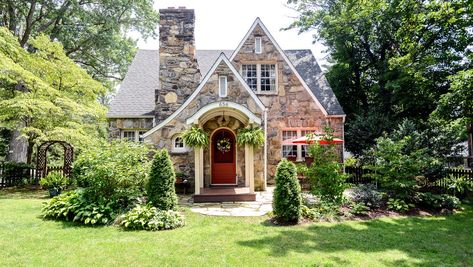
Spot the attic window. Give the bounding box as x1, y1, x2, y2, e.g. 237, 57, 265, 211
219, 76, 227, 97
255, 37, 262, 54
242, 64, 277, 93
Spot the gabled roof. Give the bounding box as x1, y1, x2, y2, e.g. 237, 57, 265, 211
142, 53, 266, 138
229, 17, 344, 117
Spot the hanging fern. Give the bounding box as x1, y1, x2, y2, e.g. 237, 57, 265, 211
181, 126, 209, 148
236, 126, 265, 147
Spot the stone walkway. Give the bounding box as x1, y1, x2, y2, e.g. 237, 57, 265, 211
179, 187, 274, 217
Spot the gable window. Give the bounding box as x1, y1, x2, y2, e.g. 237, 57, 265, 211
242, 64, 277, 93
219, 76, 227, 97
255, 37, 262, 54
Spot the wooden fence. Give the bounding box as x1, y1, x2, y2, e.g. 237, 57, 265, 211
0, 163, 65, 188
345, 166, 473, 188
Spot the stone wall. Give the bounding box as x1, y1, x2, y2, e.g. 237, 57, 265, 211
147, 59, 265, 191
231, 24, 344, 183
157, 8, 201, 123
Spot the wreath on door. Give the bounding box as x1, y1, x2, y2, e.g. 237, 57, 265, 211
217, 138, 231, 153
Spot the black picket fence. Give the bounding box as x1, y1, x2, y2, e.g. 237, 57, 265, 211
0, 163, 65, 188
345, 166, 473, 189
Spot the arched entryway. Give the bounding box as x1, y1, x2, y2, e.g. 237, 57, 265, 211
211, 128, 236, 185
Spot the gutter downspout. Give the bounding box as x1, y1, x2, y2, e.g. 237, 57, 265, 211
263, 109, 268, 191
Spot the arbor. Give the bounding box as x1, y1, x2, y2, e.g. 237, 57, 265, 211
0, 0, 159, 86
287, 0, 473, 155
0, 27, 107, 162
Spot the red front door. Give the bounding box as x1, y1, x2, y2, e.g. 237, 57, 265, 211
211, 129, 236, 184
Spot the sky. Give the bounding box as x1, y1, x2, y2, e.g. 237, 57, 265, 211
132, 0, 328, 65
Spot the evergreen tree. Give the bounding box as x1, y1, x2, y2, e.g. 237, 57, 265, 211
273, 159, 302, 223
147, 149, 178, 210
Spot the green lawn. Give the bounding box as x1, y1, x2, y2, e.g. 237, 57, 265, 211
1, 190, 472, 267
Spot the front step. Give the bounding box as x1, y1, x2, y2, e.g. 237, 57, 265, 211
193, 193, 256, 203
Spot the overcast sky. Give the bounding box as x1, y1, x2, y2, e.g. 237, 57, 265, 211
133, 0, 328, 65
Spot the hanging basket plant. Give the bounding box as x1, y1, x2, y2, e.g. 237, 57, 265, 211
181, 125, 209, 148
236, 126, 265, 147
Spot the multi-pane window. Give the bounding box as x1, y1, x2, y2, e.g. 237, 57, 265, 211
242, 64, 276, 93
242, 65, 257, 90
282, 130, 297, 141
172, 136, 187, 153
260, 64, 276, 91
281, 129, 317, 161
282, 145, 297, 158
122, 131, 135, 142
122, 130, 146, 142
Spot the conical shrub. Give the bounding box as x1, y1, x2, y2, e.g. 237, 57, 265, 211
273, 159, 302, 223
147, 149, 178, 210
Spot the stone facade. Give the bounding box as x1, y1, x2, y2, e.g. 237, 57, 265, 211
147, 60, 265, 191
157, 8, 201, 123
231, 25, 344, 180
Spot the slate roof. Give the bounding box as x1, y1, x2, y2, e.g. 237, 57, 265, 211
107, 49, 344, 117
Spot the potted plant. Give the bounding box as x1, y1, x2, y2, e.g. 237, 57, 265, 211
40, 172, 68, 197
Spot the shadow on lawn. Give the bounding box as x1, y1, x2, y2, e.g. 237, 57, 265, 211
238, 206, 473, 266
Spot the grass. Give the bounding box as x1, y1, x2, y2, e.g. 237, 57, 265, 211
1, 190, 472, 267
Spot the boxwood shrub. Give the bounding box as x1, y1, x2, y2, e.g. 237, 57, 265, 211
273, 159, 302, 223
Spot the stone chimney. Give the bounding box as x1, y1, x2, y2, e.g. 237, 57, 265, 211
157, 7, 201, 122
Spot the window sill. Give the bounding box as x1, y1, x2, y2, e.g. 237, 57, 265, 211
255, 91, 278, 96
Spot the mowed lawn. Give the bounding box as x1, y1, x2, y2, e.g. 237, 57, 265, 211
1, 190, 472, 267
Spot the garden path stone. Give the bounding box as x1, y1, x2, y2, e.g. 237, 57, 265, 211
179, 187, 274, 217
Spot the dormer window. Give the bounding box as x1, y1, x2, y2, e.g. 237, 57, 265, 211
242, 64, 277, 93
219, 76, 227, 97
255, 37, 262, 54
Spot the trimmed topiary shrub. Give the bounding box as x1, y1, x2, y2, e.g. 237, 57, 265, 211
273, 159, 302, 223
147, 149, 178, 210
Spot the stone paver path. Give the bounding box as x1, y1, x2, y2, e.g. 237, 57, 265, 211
179, 187, 273, 216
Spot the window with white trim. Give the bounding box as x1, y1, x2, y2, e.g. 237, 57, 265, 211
281, 129, 317, 161
121, 130, 146, 142
172, 135, 187, 153
242, 64, 277, 93
282, 145, 297, 158
219, 76, 227, 97
255, 37, 262, 54
122, 131, 136, 142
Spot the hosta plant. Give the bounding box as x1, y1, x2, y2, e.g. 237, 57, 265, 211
119, 204, 185, 231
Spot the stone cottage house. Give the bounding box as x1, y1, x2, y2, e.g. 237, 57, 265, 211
108, 8, 345, 201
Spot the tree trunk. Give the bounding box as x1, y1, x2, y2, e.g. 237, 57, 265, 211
6, 130, 28, 163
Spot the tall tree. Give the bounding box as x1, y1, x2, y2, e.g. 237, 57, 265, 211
0, 0, 159, 87
0, 27, 107, 163
287, 0, 473, 155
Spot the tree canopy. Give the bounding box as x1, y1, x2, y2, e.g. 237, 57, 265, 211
0, 27, 107, 162
0, 0, 159, 88
287, 0, 473, 155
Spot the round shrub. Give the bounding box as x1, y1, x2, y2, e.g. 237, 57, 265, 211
273, 159, 302, 223
119, 204, 185, 231
147, 149, 178, 210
